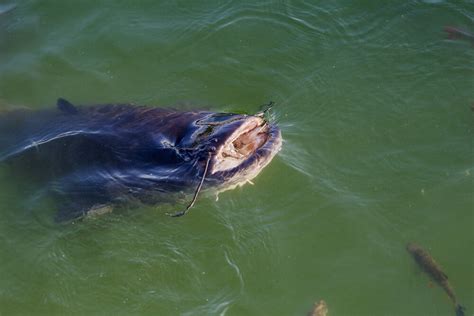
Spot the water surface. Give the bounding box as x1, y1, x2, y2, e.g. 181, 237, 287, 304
0, 1, 473, 315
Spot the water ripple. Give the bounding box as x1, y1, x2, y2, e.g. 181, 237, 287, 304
224, 249, 244, 294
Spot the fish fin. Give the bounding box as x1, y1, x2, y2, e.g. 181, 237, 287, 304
54, 202, 88, 223
85, 204, 113, 219
57, 98, 78, 114
55, 202, 114, 223
54, 196, 113, 223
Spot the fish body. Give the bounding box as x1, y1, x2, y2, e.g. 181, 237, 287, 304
0, 99, 282, 221
407, 243, 465, 316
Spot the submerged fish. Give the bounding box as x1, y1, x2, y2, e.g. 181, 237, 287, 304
444, 26, 474, 46
406, 243, 465, 316
0, 99, 282, 221
307, 300, 328, 316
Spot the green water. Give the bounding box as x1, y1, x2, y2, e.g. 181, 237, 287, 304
0, 1, 473, 315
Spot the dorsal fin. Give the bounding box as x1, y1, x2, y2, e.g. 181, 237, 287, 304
57, 98, 78, 114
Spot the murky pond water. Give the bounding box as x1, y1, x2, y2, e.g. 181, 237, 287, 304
0, 1, 473, 315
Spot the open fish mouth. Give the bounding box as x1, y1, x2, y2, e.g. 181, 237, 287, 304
211, 116, 282, 179
167, 112, 281, 217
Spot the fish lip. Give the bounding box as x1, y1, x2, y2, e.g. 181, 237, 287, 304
209, 116, 282, 179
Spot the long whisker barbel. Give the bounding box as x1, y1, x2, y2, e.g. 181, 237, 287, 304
166, 152, 212, 217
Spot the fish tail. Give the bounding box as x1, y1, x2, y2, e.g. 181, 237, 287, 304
455, 304, 465, 316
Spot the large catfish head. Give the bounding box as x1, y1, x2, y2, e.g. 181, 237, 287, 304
176, 110, 282, 190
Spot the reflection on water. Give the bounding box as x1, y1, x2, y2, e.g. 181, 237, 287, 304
1, 1, 473, 315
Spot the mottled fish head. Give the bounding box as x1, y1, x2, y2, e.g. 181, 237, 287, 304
406, 242, 422, 254
179, 111, 282, 190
